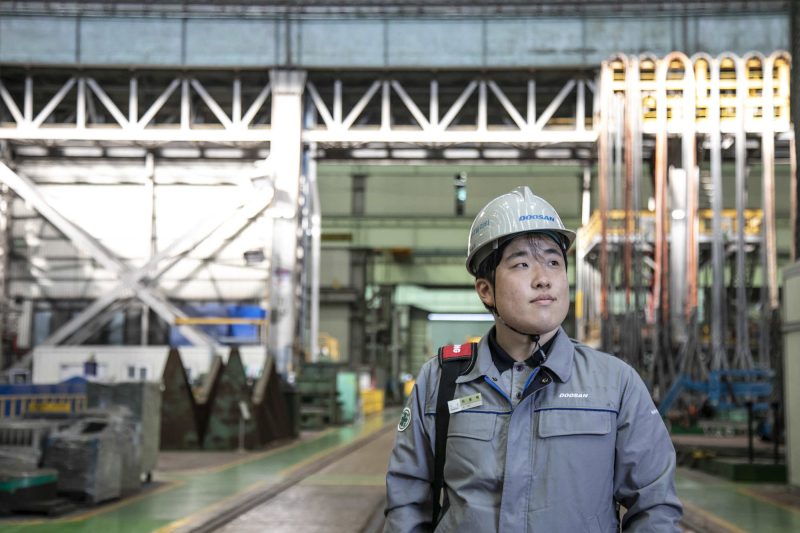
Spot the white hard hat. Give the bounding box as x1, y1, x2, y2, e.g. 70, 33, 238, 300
466, 186, 576, 276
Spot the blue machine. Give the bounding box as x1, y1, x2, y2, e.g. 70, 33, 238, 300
658, 369, 774, 416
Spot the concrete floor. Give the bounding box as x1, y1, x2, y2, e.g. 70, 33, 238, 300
217, 429, 393, 533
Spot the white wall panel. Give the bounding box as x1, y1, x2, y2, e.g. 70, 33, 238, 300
32, 345, 269, 384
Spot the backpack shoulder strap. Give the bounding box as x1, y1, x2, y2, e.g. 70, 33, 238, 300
432, 342, 478, 525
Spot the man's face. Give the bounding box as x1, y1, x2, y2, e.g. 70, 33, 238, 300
476, 233, 569, 338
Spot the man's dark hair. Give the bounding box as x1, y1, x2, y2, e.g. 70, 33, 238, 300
473, 241, 509, 313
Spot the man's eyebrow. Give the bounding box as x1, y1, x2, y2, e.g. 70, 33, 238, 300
541, 246, 562, 256
505, 246, 561, 261
504, 249, 530, 261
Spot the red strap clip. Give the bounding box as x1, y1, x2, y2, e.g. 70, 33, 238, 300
441, 343, 474, 360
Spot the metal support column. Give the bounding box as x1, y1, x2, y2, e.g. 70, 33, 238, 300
307, 146, 321, 364
142, 152, 156, 346
709, 58, 727, 371
624, 56, 643, 368
300, 95, 320, 363
682, 57, 700, 376
349, 249, 369, 368
576, 164, 592, 340
0, 143, 9, 371
652, 56, 670, 390
598, 62, 612, 351
734, 57, 754, 370
792, 0, 800, 262
267, 69, 307, 376
761, 55, 779, 369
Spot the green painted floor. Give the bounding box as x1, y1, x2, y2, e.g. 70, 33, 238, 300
4, 413, 800, 533
676, 468, 800, 533
0, 412, 396, 533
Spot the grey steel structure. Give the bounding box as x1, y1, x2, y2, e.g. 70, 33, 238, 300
578, 51, 791, 393
0, 1, 793, 386
0, 66, 597, 376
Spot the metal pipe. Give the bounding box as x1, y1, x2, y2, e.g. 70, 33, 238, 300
577, 164, 592, 341
792, 132, 797, 263
309, 147, 321, 363
598, 62, 611, 344
682, 58, 698, 323
772, 401, 780, 465
709, 57, 726, 371
652, 55, 669, 387
620, 56, 635, 364
143, 151, 156, 346
734, 56, 753, 370
762, 53, 779, 311
615, 91, 624, 211
746, 400, 755, 464
628, 56, 644, 370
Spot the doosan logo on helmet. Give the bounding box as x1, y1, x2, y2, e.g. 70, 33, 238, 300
519, 214, 556, 222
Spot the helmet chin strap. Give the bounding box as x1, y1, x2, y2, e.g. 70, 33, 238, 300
489, 304, 547, 365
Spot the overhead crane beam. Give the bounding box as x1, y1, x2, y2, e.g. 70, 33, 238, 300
0, 70, 597, 149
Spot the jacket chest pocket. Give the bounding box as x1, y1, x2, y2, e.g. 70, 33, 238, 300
538, 409, 612, 438
533, 409, 615, 512
444, 412, 499, 483
448, 411, 496, 439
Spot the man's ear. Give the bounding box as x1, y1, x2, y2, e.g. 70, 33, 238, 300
475, 278, 494, 307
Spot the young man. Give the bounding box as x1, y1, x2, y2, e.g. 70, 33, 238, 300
384, 186, 682, 532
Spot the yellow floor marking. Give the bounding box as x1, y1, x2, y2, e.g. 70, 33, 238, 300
682, 500, 749, 533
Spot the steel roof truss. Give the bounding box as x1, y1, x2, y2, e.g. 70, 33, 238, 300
31, 77, 76, 129
0, 81, 24, 124
86, 78, 130, 127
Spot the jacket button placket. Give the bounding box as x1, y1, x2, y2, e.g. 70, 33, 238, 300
499, 401, 532, 533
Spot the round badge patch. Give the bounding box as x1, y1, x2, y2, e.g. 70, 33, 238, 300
398, 407, 412, 431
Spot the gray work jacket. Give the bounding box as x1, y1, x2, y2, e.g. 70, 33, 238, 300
384, 327, 682, 532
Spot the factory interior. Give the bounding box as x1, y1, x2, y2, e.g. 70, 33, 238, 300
1, 1, 800, 532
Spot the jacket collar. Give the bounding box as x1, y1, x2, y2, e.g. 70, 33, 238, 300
456, 326, 574, 384
539, 327, 574, 383
487, 328, 557, 373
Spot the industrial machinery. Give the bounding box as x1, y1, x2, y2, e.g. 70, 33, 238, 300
578, 51, 790, 414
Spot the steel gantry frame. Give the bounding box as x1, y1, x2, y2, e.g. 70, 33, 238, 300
0, 56, 791, 389
579, 51, 791, 398
0, 66, 597, 376
0, 69, 596, 146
